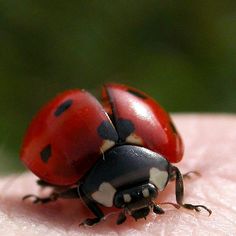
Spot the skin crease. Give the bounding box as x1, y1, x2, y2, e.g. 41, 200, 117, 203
0, 115, 236, 236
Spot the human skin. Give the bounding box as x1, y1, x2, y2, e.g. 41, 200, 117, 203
0, 114, 235, 235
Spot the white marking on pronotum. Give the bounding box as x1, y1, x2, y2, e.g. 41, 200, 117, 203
126, 133, 143, 145
149, 167, 168, 191
123, 194, 132, 203
100, 140, 115, 153
92, 182, 116, 207
142, 188, 149, 198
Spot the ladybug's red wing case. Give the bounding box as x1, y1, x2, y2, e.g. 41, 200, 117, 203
102, 83, 183, 163
20, 90, 118, 186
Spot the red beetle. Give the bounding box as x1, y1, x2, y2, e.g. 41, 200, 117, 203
21, 84, 211, 226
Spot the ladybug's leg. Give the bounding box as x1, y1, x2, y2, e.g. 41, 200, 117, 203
117, 211, 127, 225
78, 186, 104, 226
23, 187, 79, 204
153, 204, 165, 214
171, 166, 212, 215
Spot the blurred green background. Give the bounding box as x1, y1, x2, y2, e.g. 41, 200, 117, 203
1, 1, 236, 173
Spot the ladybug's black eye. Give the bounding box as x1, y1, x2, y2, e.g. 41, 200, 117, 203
148, 185, 157, 198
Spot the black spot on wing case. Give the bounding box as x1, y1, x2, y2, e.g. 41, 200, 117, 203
54, 99, 73, 117
40, 144, 52, 163
116, 119, 135, 141
81, 145, 170, 196
97, 120, 118, 141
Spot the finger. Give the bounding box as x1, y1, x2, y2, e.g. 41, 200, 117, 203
0, 115, 235, 235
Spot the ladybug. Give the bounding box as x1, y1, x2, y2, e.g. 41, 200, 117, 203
20, 83, 211, 226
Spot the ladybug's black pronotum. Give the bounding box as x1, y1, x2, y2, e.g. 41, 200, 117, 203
21, 84, 211, 226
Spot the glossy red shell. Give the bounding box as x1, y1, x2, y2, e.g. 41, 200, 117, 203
21, 84, 184, 186
102, 84, 184, 163
20, 90, 116, 186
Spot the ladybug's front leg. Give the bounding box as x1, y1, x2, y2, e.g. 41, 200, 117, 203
23, 187, 79, 204
171, 165, 212, 215
78, 185, 104, 226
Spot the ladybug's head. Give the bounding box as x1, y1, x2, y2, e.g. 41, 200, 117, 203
114, 183, 157, 223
